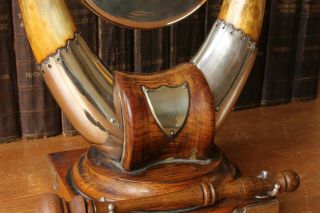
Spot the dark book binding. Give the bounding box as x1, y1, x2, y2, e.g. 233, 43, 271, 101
134, 28, 170, 73
68, 0, 97, 52
98, 18, 133, 72
205, 0, 222, 35
169, 5, 206, 66
0, 0, 20, 142
12, 0, 61, 139
235, 0, 271, 109
292, 0, 320, 101
61, 0, 98, 136
261, 0, 301, 105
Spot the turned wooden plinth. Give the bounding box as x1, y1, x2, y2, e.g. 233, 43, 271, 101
48, 149, 299, 212
68, 146, 236, 201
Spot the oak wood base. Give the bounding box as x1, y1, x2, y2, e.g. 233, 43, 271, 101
48, 149, 282, 212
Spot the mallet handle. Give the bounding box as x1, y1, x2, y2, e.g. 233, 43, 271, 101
37, 170, 299, 213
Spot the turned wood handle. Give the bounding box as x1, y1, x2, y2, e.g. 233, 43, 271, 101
37, 170, 299, 213
107, 170, 300, 212
215, 170, 300, 200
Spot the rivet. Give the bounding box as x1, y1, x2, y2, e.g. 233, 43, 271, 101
56, 57, 61, 63
99, 197, 106, 202
249, 42, 256, 50
47, 64, 52, 69
110, 118, 116, 123
108, 203, 115, 213
215, 106, 220, 112
170, 130, 175, 136
258, 170, 269, 179
183, 84, 187, 89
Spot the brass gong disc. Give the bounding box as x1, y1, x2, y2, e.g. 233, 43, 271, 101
80, 0, 206, 29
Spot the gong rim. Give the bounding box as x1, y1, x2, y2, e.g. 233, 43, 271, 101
80, 0, 207, 29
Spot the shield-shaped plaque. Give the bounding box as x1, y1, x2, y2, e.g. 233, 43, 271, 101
142, 83, 190, 137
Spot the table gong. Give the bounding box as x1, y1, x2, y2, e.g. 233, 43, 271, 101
17, 0, 300, 212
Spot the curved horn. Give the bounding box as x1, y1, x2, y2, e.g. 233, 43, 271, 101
19, 0, 265, 160
192, 0, 265, 129
19, 0, 123, 160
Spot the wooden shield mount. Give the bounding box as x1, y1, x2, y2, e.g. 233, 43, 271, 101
69, 63, 237, 202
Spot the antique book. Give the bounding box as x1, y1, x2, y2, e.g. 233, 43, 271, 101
235, 0, 271, 109
68, 0, 97, 52
98, 18, 133, 72
0, 0, 20, 142
292, 0, 320, 101
61, 0, 98, 136
134, 28, 170, 73
261, 0, 301, 105
12, 0, 61, 139
169, 5, 206, 66
205, 0, 223, 35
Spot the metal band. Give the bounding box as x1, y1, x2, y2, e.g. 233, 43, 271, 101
192, 19, 257, 128
41, 34, 123, 161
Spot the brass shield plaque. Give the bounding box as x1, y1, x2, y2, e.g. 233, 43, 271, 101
142, 83, 189, 137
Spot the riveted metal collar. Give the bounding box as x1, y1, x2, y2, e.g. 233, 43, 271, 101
192, 19, 257, 128
41, 34, 123, 161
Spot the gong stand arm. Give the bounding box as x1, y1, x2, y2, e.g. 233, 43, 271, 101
37, 170, 300, 213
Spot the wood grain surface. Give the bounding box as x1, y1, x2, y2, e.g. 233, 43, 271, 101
114, 63, 216, 170
1, 98, 320, 212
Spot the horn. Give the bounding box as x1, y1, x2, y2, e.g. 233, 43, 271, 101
192, 0, 265, 128
19, 0, 265, 157
19, 0, 123, 160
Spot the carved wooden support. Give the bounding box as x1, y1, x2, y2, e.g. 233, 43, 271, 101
37, 170, 300, 213
67, 63, 234, 201
113, 63, 216, 170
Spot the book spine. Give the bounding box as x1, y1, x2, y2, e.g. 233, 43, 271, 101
12, 0, 61, 139
67, 0, 98, 52
169, 5, 206, 66
134, 28, 170, 73
205, 0, 223, 35
261, 0, 301, 105
61, 0, 98, 136
98, 18, 133, 72
234, 0, 271, 110
292, 0, 320, 101
0, 0, 20, 142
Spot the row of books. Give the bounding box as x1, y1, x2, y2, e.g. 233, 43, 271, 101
1, 0, 319, 142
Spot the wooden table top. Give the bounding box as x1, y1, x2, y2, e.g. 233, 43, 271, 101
1, 98, 319, 212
